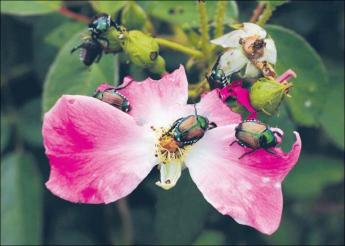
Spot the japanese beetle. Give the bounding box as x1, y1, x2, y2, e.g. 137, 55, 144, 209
206, 54, 230, 89
230, 119, 282, 159
168, 105, 217, 146
88, 13, 123, 49
70, 38, 103, 66
93, 82, 132, 112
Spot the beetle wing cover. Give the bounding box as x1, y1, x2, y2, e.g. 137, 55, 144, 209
178, 115, 197, 133
102, 92, 125, 108
236, 130, 260, 149
241, 121, 267, 134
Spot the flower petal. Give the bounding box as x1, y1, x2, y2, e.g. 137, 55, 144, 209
243, 22, 267, 39
43, 95, 156, 204
211, 29, 245, 48
198, 90, 242, 126
259, 38, 277, 64
119, 65, 189, 127
219, 49, 248, 76
243, 62, 261, 79
155, 162, 182, 190
185, 125, 301, 234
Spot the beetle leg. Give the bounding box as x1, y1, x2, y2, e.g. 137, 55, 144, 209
238, 149, 257, 159
265, 148, 279, 156
273, 131, 283, 138
208, 122, 217, 130
230, 140, 239, 146
70, 43, 84, 54
95, 51, 102, 63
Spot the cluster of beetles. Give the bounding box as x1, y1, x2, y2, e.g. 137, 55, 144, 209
71, 14, 285, 159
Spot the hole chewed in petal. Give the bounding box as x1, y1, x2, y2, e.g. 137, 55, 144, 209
119, 65, 189, 127
43, 95, 156, 204
198, 90, 242, 126
185, 125, 301, 234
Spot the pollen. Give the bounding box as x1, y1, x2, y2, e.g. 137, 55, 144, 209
153, 127, 190, 165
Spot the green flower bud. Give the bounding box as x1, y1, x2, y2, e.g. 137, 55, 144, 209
100, 26, 124, 53
121, 2, 148, 30
122, 30, 166, 74
249, 78, 293, 115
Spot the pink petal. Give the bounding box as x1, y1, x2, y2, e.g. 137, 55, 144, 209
185, 125, 301, 234
96, 83, 114, 91
43, 95, 156, 204
198, 90, 242, 126
119, 65, 189, 126
218, 81, 257, 120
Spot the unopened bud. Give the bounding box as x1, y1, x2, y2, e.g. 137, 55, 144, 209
249, 78, 293, 115
122, 30, 166, 74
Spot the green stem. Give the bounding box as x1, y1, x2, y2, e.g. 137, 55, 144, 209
257, 4, 273, 26
155, 38, 204, 58
198, 1, 210, 55
215, 1, 227, 38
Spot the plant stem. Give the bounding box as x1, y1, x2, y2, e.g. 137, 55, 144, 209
250, 2, 266, 23
117, 198, 133, 245
155, 38, 204, 58
58, 6, 90, 24
198, 1, 210, 55
257, 5, 273, 26
215, 1, 227, 38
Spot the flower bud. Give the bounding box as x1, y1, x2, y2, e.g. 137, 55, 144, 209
100, 26, 124, 53
121, 2, 148, 30
249, 78, 293, 115
122, 30, 166, 74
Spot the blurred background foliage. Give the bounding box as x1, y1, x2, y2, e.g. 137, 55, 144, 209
1, 1, 344, 245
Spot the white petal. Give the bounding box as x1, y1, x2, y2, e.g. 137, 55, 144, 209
258, 38, 277, 64
156, 162, 182, 190
219, 48, 248, 76
243, 62, 261, 78
211, 30, 245, 48
243, 22, 267, 39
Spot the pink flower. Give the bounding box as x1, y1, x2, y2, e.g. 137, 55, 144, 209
43, 66, 301, 235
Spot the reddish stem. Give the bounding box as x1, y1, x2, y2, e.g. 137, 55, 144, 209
58, 6, 90, 24
277, 69, 297, 83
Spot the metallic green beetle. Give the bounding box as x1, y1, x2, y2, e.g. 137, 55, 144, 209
230, 119, 282, 159
207, 54, 230, 88
169, 105, 217, 146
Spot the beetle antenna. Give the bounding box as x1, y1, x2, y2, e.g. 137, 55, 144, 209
193, 104, 198, 117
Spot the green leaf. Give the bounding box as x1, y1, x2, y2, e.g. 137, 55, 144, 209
45, 22, 85, 48
1, 152, 43, 245
193, 230, 226, 245
140, 1, 238, 27
284, 154, 344, 200
47, 208, 96, 245
154, 172, 210, 244
1, 1, 61, 16
319, 65, 344, 149
1, 115, 11, 153
90, 1, 126, 16
17, 98, 43, 147
42, 31, 116, 113
266, 25, 329, 126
